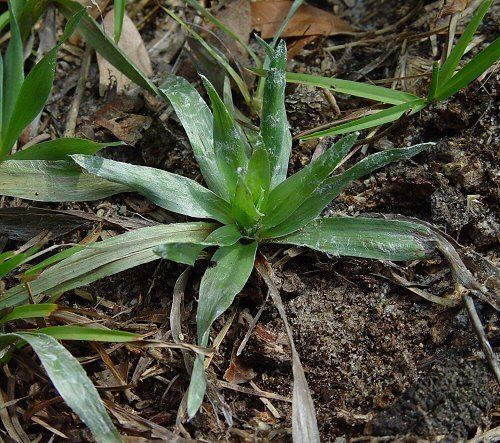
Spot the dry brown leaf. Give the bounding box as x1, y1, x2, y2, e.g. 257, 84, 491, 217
96, 11, 153, 95
223, 356, 257, 384
438, 0, 469, 19
251, 0, 354, 39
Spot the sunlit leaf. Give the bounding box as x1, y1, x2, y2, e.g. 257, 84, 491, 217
0, 303, 58, 324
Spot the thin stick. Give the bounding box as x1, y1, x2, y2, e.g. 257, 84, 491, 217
463, 293, 500, 384
64, 46, 93, 137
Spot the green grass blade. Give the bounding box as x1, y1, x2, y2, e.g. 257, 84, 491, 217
9, 138, 121, 160
285, 71, 421, 105
1, 223, 216, 309
24, 245, 85, 277
439, 0, 493, 85
0, 159, 130, 202
0, 246, 39, 279
0, 54, 3, 138
162, 6, 252, 106
427, 61, 440, 101
9, 332, 121, 442
55, 0, 159, 96
1, 9, 85, 152
72, 154, 233, 224
202, 76, 249, 199
300, 99, 426, 140
188, 241, 257, 417
435, 37, 500, 101
114, 0, 125, 42
0, 303, 58, 324
35, 325, 140, 342
261, 41, 292, 188
159, 75, 226, 198
275, 216, 434, 261
2, 0, 24, 147
261, 133, 357, 231
0, 10, 9, 34
262, 143, 432, 238
184, 0, 260, 66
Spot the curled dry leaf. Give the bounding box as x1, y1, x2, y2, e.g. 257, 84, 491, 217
251, 0, 355, 39
96, 11, 153, 95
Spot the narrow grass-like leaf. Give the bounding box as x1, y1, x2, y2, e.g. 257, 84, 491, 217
261, 133, 357, 231
9, 138, 122, 160
202, 76, 249, 199
255, 0, 304, 99
0, 303, 58, 324
0, 159, 130, 202
24, 245, 84, 277
1, 223, 216, 309
162, 7, 252, 106
159, 75, 227, 198
1, 9, 85, 151
36, 325, 140, 342
435, 37, 500, 101
427, 61, 440, 101
284, 71, 421, 105
72, 155, 233, 224
439, 0, 493, 85
188, 241, 257, 417
184, 0, 260, 66
7, 332, 121, 443
114, 0, 126, 42
275, 217, 434, 261
55, 0, 159, 96
0, 246, 39, 279
261, 41, 292, 188
263, 143, 432, 238
1, 1, 24, 149
300, 99, 426, 139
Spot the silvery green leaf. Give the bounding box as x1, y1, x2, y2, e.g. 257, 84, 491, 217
1, 223, 216, 309
187, 241, 257, 417
261, 41, 292, 188
263, 143, 432, 238
72, 155, 233, 224
0, 159, 130, 202
261, 133, 357, 231
274, 216, 434, 261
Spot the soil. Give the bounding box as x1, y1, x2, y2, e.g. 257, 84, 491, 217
1, 0, 499, 442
